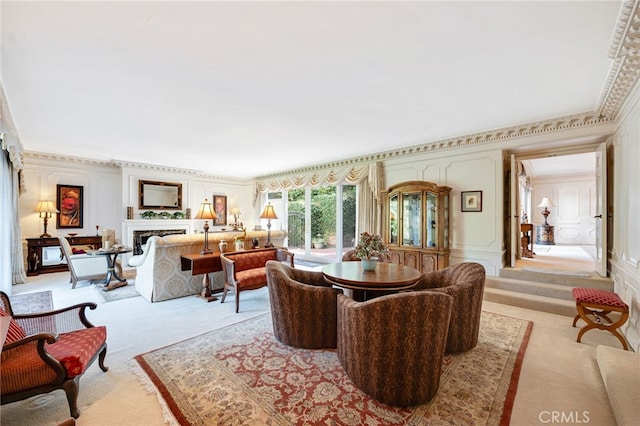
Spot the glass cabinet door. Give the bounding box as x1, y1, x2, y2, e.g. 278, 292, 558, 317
389, 194, 399, 245
425, 192, 437, 247
402, 192, 421, 247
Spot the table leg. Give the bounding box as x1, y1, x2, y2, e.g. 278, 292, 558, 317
103, 253, 128, 291
200, 273, 218, 302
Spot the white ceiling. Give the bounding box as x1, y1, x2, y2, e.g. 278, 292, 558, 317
1, 1, 623, 178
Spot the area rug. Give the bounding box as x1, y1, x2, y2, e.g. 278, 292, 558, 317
92, 282, 140, 303
10, 290, 53, 313
135, 311, 532, 425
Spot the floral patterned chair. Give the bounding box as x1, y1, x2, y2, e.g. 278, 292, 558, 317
337, 291, 453, 406
0, 291, 108, 419
265, 261, 343, 349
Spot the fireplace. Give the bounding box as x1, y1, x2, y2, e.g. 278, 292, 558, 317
133, 229, 186, 255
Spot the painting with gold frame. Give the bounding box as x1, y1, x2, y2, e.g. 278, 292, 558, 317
213, 195, 227, 226
57, 184, 84, 228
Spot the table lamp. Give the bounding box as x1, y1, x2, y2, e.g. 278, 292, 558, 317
538, 197, 555, 226
194, 198, 217, 254
230, 207, 242, 231
259, 203, 278, 248
34, 200, 59, 238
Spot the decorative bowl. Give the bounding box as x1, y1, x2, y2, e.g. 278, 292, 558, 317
67, 233, 78, 237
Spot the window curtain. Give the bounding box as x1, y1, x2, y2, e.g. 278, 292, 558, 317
255, 161, 385, 235
1, 81, 27, 292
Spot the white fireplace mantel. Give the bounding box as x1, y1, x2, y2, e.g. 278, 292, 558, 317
123, 219, 193, 253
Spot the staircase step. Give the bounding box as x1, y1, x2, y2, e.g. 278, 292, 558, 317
484, 287, 576, 317
486, 276, 575, 301
499, 268, 612, 289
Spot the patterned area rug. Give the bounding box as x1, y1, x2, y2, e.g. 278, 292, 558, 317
92, 282, 140, 303
10, 290, 53, 313
135, 311, 532, 425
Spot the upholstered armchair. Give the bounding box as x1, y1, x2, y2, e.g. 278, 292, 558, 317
337, 291, 453, 407
0, 291, 108, 419
414, 262, 486, 353
265, 261, 343, 349
58, 236, 121, 289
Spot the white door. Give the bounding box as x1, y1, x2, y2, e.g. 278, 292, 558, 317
595, 142, 607, 277
510, 154, 519, 267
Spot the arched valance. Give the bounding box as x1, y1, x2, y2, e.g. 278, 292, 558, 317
255, 164, 372, 193
0, 81, 24, 171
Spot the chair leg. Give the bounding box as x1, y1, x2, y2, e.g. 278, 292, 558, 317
63, 378, 81, 419
220, 286, 228, 303
98, 346, 109, 372
235, 290, 240, 313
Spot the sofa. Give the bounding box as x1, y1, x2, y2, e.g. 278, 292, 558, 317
129, 230, 287, 302
221, 247, 294, 312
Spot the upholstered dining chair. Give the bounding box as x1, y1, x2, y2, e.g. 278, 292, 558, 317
337, 291, 453, 407
413, 262, 486, 353
58, 236, 121, 289
0, 291, 108, 419
265, 261, 343, 349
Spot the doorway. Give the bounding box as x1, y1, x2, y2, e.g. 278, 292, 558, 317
512, 149, 602, 275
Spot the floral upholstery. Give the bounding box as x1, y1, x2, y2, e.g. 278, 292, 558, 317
46, 326, 107, 378
337, 291, 453, 406
413, 262, 486, 353
266, 261, 343, 349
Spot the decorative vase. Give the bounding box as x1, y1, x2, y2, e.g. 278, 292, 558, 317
219, 240, 228, 253
361, 259, 377, 271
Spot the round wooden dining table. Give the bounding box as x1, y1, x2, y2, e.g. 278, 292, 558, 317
321, 262, 421, 301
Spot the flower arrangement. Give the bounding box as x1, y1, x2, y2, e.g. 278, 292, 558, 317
354, 231, 388, 260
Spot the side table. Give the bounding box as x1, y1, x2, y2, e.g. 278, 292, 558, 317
92, 247, 132, 291
181, 253, 223, 302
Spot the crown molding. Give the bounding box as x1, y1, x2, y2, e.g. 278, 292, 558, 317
256, 112, 611, 180
23, 151, 250, 184
598, 0, 640, 118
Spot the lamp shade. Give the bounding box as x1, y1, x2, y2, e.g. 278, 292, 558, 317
230, 207, 241, 216
194, 199, 218, 220
537, 197, 555, 208
260, 203, 278, 220
34, 200, 59, 215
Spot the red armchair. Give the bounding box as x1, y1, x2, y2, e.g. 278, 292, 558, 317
0, 291, 108, 419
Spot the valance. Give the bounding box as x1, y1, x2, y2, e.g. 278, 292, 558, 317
0, 81, 24, 171
256, 164, 372, 193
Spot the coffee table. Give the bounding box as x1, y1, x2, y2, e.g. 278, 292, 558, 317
321, 262, 421, 301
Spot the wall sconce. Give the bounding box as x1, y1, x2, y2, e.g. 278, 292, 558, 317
194, 198, 217, 254
259, 203, 278, 248
537, 197, 555, 226
34, 200, 59, 238
230, 207, 243, 231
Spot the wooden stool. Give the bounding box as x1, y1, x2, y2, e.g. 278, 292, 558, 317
572, 287, 629, 350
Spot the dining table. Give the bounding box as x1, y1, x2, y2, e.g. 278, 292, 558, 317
321, 261, 422, 301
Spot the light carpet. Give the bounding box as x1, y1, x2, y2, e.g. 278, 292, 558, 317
522, 267, 591, 277
135, 311, 532, 425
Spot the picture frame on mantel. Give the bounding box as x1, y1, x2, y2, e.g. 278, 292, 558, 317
213, 195, 227, 226
56, 184, 84, 228
461, 191, 482, 212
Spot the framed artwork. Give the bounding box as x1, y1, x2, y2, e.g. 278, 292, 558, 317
56, 184, 84, 228
213, 195, 227, 226
461, 191, 482, 212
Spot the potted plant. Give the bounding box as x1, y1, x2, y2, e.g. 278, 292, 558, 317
354, 232, 388, 270
312, 233, 325, 249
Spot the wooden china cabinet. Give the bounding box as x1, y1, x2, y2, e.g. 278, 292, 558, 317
383, 181, 451, 273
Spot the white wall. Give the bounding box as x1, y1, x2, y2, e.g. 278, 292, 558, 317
610, 79, 640, 352
532, 174, 596, 245
383, 148, 505, 276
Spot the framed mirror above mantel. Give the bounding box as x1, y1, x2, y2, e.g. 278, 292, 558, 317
138, 180, 182, 210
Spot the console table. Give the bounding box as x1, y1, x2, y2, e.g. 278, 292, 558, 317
26, 236, 103, 276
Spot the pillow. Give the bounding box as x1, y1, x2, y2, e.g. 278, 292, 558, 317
0, 307, 27, 344
72, 248, 86, 254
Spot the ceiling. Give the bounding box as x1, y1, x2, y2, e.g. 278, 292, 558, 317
1, 1, 623, 178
